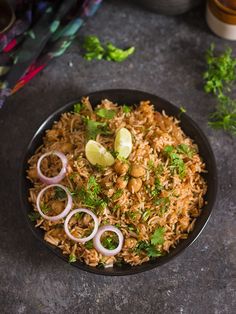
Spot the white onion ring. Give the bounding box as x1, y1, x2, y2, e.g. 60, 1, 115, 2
36, 184, 72, 221
93, 225, 124, 257
64, 208, 99, 243
37, 151, 68, 185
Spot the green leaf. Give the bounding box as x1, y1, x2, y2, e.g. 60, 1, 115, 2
41, 203, 51, 214
54, 186, 67, 199
135, 241, 162, 258
69, 254, 76, 263
176, 144, 195, 158
83, 117, 110, 140
28, 212, 41, 222
84, 240, 93, 249
83, 36, 105, 61
101, 235, 118, 250
95, 108, 116, 119
112, 189, 123, 200
74, 103, 84, 113
105, 43, 135, 62
122, 105, 132, 113
151, 227, 165, 245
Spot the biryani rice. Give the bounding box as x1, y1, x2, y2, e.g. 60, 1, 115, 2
27, 98, 207, 267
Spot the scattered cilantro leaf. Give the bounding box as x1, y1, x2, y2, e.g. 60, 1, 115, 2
84, 240, 93, 249
150, 178, 162, 197
135, 241, 162, 258
28, 212, 41, 222
164, 145, 186, 179
151, 227, 165, 245
74, 103, 84, 113
69, 253, 76, 263
95, 108, 116, 119
113, 189, 123, 200
122, 105, 132, 113
101, 235, 118, 250
41, 203, 51, 214
83, 117, 110, 140
176, 144, 195, 158
154, 197, 170, 214
54, 186, 67, 199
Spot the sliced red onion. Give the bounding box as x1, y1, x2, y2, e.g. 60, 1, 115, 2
93, 225, 124, 257
64, 208, 99, 243
37, 151, 68, 185
36, 184, 72, 221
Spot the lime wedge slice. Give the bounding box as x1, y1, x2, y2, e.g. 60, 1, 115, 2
85, 140, 115, 167
114, 127, 132, 158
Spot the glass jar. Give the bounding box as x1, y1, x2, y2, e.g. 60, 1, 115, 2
206, 0, 236, 40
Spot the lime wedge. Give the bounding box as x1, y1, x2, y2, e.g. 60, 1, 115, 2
85, 140, 115, 167
114, 127, 132, 158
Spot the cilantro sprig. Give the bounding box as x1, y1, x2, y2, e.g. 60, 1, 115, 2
95, 108, 116, 119
83, 117, 111, 140
203, 44, 236, 135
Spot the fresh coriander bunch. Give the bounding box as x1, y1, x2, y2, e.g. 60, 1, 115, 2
203, 44, 236, 135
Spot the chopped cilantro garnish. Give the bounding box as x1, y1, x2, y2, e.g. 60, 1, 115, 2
74, 212, 84, 220
101, 235, 118, 250
84, 240, 93, 249
41, 203, 51, 214
150, 178, 162, 197
122, 105, 132, 113
154, 197, 170, 214
164, 145, 186, 179
95, 108, 116, 119
83, 117, 111, 140
176, 144, 195, 158
28, 211, 41, 222
74, 103, 84, 113
151, 227, 165, 245
113, 189, 123, 200
69, 254, 76, 263
142, 209, 151, 221
135, 241, 162, 258
54, 186, 67, 199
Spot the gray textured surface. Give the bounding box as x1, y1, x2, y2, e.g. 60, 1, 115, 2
0, 1, 236, 313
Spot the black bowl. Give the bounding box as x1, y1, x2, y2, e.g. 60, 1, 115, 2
20, 89, 217, 276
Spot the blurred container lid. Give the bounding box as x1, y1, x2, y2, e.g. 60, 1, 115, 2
130, 0, 204, 15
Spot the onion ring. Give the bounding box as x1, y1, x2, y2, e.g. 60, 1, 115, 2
37, 151, 67, 185
64, 208, 99, 243
36, 184, 72, 221
93, 225, 124, 257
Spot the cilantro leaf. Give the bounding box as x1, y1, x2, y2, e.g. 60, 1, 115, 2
83, 117, 110, 140
151, 227, 165, 245
69, 254, 76, 263
122, 105, 132, 113
54, 186, 67, 199
135, 241, 162, 258
95, 108, 116, 119
101, 235, 118, 250
164, 146, 186, 179
84, 240, 93, 249
28, 212, 41, 222
176, 144, 195, 158
204, 44, 236, 96
74, 103, 84, 113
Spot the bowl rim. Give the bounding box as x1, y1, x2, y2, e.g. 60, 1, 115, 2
19, 89, 218, 276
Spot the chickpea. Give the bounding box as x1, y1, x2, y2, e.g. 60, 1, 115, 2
116, 177, 128, 189
124, 238, 138, 249
127, 178, 142, 193
130, 164, 145, 178
28, 168, 38, 179
60, 142, 73, 154
113, 160, 129, 176
51, 200, 64, 214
